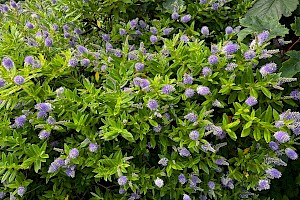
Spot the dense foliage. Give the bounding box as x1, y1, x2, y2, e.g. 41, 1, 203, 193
0, 0, 300, 199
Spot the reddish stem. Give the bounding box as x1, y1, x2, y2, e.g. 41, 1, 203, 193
286, 37, 300, 52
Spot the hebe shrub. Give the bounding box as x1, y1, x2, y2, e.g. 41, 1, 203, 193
0, 0, 300, 199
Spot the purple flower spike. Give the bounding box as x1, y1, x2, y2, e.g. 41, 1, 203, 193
225, 26, 233, 34
45, 37, 53, 47
66, 166, 76, 178
184, 112, 197, 122
102, 34, 110, 41
35, 103, 52, 112
183, 73, 193, 84
245, 96, 258, 106
139, 20, 147, 29
135, 62, 144, 71
184, 88, 195, 98
208, 181, 215, 190
244, 50, 256, 60
202, 67, 212, 77
212, 3, 220, 10
80, 58, 90, 67
201, 26, 209, 36
197, 86, 210, 95
10, 0, 17, 8
154, 177, 164, 188
37, 111, 47, 119
0, 78, 6, 88
260, 63, 277, 76
64, 32, 70, 38
223, 42, 239, 55
189, 130, 199, 140
258, 179, 270, 190
184, 112, 198, 122
77, 45, 88, 54
181, 14, 191, 23
258, 31, 270, 45
39, 130, 50, 139
266, 168, 282, 179
269, 141, 279, 151
208, 55, 218, 64
153, 124, 162, 133
119, 188, 126, 194
178, 174, 186, 184
130, 19, 138, 28
48, 158, 64, 173
14, 115, 26, 128
162, 84, 175, 94
47, 116, 56, 125
274, 131, 290, 143
179, 147, 190, 157
158, 157, 168, 166
26, 21, 34, 29
74, 28, 83, 35
63, 25, 69, 31
2, 5, 9, 13
2, 57, 14, 70
285, 148, 298, 160
211, 44, 220, 54
69, 148, 79, 159
68, 58, 77, 67
17, 186, 26, 197
163, 28, 173, 35
53, 24, 58, 31
180, 35, 189, 43
290, 90, 300, 100
150, 35, 158, 44
150, 27, 158, 34
119, 28, 127, 36
24, 56, 34, 65
171, 12, 179, 20
183, 194, 191, 200
215, 159, 229, 165
118, 176, 128, 186
147, 99, 158, 110
89, 143, 98, 152
14, 75, 25, 85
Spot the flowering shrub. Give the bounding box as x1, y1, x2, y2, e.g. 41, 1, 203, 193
0, 0, 300, 199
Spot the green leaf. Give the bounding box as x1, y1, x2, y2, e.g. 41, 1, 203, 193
245, 0, 299, 20
265, 105, 273, 122
226, 129, 237, 141
261, 87, 272, 99
253, 128, 261, 141
280, 51, 300, 77
264, 129, 271, 143
199, 162, 209, 174
34, 160, 42, 173
1, 170, 10, 183
291, 17, 300, 36
226, 119, 240, 129
148, 119, 158, 127
241, 128, 251, 137
238, 16, 289, 42
120, 129, 134, 142
244, 121, 252, 129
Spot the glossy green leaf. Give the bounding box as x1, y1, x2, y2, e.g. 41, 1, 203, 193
280, 51, 300, 77
246, 0, 299, 20
238, 16, 289, 42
